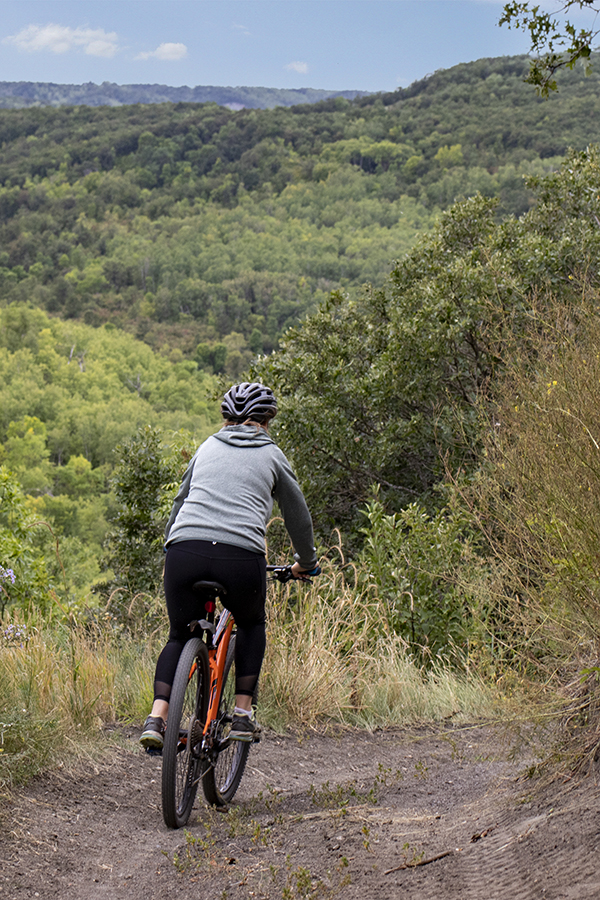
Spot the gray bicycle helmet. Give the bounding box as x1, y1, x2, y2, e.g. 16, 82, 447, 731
221, 382, 278, 422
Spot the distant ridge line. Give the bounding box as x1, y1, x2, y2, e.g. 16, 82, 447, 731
0, 80, 371, 110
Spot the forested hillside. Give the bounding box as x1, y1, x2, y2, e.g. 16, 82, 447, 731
1, 55, 598, 370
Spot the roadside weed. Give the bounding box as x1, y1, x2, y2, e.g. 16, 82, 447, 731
402, 841, 425, 866
414, 760, 429, 780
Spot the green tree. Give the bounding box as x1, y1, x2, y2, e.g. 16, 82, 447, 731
0, 466, 54, 613
254, 147, 600, 539
103, 426, 170, 596
0, 415, 52, 494
254, 194, 510, 537
500, 1, 598, 94
360, 490, 476, 655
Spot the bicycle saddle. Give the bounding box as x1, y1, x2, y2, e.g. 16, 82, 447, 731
192, 580, 227, 595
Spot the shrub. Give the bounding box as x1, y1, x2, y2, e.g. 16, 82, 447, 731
0, 466, 56, 614
359, 489, 479, 656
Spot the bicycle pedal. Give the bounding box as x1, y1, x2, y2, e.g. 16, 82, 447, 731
145, 746, 162, 757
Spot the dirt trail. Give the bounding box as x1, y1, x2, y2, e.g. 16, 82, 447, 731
2, 723, 599, 899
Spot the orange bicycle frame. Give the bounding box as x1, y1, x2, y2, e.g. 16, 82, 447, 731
203, 611, 235, 735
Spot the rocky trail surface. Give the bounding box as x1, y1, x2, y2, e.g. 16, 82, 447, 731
2, 723, 600, 899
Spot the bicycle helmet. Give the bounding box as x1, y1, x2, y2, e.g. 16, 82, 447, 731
221, 382, 278, 422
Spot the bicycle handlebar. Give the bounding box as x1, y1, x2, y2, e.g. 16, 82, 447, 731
266, 564, 321, 584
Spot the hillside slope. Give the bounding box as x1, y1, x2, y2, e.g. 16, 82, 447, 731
1, 54, 599, 365
0, 80, 369, 110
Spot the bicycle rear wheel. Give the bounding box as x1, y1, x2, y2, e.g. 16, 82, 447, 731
202, 634, 256, 807
162, 638, 209, 828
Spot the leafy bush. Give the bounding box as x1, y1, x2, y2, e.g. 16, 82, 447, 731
102, 426, 169, 597
260, 539, 492, 730
359, 490, 477, 656
95, 423, 202, 631
102, 425, 196, 600
0, 466, 56, 613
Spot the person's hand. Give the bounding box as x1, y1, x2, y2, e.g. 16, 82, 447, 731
291, 562, 321, 580
291, 561, 306, 579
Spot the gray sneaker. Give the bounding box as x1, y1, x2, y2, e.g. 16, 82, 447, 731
139, 715, 166, 750
229, 713, 260, 743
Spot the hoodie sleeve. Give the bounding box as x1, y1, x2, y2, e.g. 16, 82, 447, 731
273, 450, 318, 570
164, 456, 195, 544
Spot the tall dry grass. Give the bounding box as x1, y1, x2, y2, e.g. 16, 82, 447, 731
260, 543, 493, 730
464, 291, 600, 767
0, 609, 162, 786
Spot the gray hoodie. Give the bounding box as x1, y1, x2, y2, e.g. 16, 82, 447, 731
164, 425, 317, 569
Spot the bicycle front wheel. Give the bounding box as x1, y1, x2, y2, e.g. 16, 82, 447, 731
202, 634, 256, 807
162, 638, 209, 828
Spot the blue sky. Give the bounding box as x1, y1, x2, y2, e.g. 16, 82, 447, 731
0, 1, 585, 92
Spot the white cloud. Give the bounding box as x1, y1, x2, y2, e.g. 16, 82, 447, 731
135, 42, 188, 61
233, 23, 252, 36
3, 24, 119, 58
285, 61, 308, 74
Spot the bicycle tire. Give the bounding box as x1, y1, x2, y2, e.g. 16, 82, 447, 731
162, 638, 209, 828
202, 634, 256, 807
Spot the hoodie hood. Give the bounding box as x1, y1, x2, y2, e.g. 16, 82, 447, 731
210, 424, 275, 448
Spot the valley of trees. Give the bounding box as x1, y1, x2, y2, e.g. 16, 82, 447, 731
2, 53, 600, 586
1, 54, 597, 373
0, 304, 219, 600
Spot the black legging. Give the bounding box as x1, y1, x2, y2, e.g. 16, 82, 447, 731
154, 540, 267, 702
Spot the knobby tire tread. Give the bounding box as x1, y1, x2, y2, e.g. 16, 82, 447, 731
162, 638, 209, 828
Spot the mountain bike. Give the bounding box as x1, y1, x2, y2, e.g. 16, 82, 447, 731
161, 563, 300, 829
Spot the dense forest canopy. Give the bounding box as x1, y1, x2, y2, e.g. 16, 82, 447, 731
2, 53, 600, 701
0, 304, 219, 596
0, 54, 598, 370
2, 54, 600, 593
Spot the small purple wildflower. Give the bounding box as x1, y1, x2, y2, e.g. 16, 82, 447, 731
2, 624, 27, 645
0, 567, 15, 585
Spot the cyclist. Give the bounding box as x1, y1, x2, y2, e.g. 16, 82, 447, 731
140, 381, 319, 750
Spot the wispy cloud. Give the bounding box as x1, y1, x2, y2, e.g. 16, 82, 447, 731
3, 24, 119, 58
285, 61, 308, 74
135, 42, 188, 61
232, 23, 252, 37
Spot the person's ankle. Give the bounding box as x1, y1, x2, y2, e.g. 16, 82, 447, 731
234, 706, 252, 717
